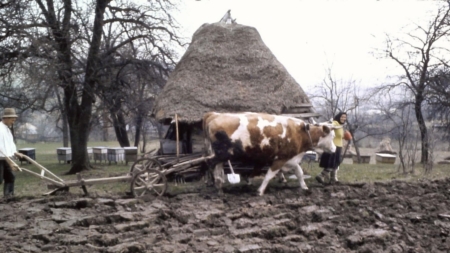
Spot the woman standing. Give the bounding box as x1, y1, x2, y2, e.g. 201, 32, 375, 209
316, 112, 347, 184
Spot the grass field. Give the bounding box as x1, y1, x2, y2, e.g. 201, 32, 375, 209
10, 141, 450, 198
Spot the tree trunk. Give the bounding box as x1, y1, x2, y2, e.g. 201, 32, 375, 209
396, 133, 406, 173
102, 111, 109, 141
111, 111, 130, 147
134, 114, 143, 147
133, 79, 146, 148
108, 89, 130, 147
414, 94, 428, 164
67, 102, 91, 174
141, 122, 148, 154
62, 112, 70, 147
55, 86, 70, 147
67, 0, 109, 174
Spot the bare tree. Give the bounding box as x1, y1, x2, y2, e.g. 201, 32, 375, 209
427, 71, 450, 150
309, 66, 382, 163
380, 1, 450, 164
0, 0, 183, 174
309, 66, 352, 119
375, 90, 420, 174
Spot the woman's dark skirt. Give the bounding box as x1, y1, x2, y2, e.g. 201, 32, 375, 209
319, 147, 342, 170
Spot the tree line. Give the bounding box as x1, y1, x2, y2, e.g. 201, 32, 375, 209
1, 0, 449, 175
308, 1, 450, 173
0, 0, 184, 174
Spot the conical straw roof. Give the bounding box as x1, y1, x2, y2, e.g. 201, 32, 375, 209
153, 22, 313, 123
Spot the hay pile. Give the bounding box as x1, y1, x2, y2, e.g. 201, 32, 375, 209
153, 22, 311, 123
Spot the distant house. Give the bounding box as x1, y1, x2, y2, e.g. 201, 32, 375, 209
16, 123, 38, 141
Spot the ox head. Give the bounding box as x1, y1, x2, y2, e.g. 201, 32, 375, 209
314, 123, 342, 153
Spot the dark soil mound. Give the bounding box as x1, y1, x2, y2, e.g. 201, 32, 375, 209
1, 178, 450, 252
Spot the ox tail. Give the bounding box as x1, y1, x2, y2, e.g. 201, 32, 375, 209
202, 112, 217, 186
202, 112, 215, 157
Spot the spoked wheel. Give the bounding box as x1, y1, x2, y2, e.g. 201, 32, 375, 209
131, 168, 167, 198
130, 158, 164, 175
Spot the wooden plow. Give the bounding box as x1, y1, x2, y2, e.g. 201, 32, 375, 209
11, 154, 212, 198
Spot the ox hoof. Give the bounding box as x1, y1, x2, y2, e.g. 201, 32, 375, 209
278, 178, 287, 184
301, 188, 313, 196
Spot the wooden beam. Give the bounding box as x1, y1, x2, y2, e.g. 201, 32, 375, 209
281, 113, 322, 118
287, 103, 313, 108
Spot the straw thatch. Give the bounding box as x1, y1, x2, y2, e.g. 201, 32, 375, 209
153, 22, 314, 124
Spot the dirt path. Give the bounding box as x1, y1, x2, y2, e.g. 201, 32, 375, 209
1, 178, 450, 253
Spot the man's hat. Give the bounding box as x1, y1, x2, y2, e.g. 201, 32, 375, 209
2, 108, 18, 118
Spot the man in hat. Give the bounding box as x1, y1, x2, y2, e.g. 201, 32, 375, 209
0, 108, 23, 199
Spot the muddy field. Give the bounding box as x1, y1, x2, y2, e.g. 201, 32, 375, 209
1, 177, 450, 253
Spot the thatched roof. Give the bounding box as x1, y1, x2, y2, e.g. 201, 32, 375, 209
153, 22, 315, 124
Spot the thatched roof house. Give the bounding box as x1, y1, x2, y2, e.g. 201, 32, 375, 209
152, 21, 319, 155
153, 22, 318, 125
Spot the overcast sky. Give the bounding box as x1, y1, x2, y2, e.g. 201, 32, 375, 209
175, 0, 440, 89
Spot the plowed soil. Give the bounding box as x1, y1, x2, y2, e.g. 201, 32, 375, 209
1, 178, 450, 253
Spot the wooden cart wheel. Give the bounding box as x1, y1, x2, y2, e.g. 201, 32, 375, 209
131, 168, 167, 198
129, 158, 163, 175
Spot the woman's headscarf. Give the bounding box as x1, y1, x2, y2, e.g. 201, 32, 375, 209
333, 112, 347, 125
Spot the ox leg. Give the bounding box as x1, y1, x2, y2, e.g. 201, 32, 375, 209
278, 171, 287, 183
244, 176, 252, 185
257, 168, 279, 196
258, 161, 287, 195
213, 163, 225, 194
245, 164, 265, 186
203, 142, 216, 187
204, 168, 214, 186
293, 164, 308, 190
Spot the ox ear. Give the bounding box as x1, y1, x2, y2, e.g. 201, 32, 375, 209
321, 124, 342, 134
321, 124, 331, 134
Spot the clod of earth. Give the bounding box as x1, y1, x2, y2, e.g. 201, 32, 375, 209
1, 178, 450, 252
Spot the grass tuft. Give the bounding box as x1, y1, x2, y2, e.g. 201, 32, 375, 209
10, 141, 450, 198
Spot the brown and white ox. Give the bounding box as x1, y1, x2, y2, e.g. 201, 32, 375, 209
203, 112, 340, 196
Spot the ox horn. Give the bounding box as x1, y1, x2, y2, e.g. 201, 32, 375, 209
309, 118, 321, 126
